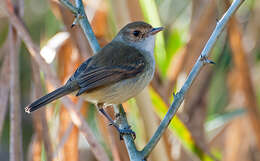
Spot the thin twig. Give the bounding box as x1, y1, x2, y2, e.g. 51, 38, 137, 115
141, 0, 245, 158
31, 61, 53, 161
53, 99, 83, 159
9, 0, 23, 160
9, 25, 23, 161
3, 2, 109, 161
0, 49, 10, 139
180, 1, 218, 159
60, 0, 101, 53
104, 108, 122, 161
52, 0, 93, 59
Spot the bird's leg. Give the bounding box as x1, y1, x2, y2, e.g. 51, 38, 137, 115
97, 103, 136, 140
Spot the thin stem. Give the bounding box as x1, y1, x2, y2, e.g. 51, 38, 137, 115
9, 26, 23, 161
31, 61, 54, 161
75, 0, 101, 53
59, 0, 100, 53
141, 0, 245, 158
9, 0, 24, 160
0, 43, 10, 139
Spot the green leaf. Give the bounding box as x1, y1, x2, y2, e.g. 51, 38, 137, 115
41, 143, 46, 161
139, 0, 167, 77
164, 29, 183, 72
149, 88, 214, 161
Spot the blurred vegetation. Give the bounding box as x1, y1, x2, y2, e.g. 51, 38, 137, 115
1, 0, 260, 161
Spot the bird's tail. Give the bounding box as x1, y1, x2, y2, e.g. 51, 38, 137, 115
25, 86, 75, 113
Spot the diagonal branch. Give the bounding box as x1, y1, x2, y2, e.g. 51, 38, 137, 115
141, 0, 245, 159
58, 0, 245, 160
31, 61, 54, 161
59, 0, 100, 53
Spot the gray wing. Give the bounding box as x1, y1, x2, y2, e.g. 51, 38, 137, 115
71, 42, 146, 96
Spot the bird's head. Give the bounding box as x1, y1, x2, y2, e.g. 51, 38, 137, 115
114, 21, 163, 52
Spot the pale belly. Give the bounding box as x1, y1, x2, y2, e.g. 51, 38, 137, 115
80, 68, 154, 105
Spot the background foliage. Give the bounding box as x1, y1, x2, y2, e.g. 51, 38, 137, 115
0, 0, 260, 161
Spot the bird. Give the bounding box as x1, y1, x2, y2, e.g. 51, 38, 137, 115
25, 21, 163, 138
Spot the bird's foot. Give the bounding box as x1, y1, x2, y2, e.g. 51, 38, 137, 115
108, 118, 136, 140
98, 107, 136, 140
115, 125, 136, 140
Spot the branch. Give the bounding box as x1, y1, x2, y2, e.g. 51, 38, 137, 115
59, 0, 100, 53
141, 0, 245, 158
31, 61, 53, 161
9, 25, 23, 161
59, 0, 139, 159
59, 0, 245, 160
9, 0, 23, 160
3, 1, 109, 161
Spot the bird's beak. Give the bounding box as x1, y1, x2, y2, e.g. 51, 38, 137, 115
149, 27, 164, 35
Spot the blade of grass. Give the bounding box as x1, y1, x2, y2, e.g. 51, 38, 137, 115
149, 88, 214, 161
205, 108, 245, 142
0, 51, 10, 140
139, 0, 167, 76
206, 108, 246, 132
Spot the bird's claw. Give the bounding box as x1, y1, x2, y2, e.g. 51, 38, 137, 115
117, 127, 136, 140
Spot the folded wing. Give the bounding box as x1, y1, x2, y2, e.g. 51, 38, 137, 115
71, 42, 147, 96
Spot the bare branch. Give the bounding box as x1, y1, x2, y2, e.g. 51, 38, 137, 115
58, 0, 245, 160
9, 25, 23, 161
9, 0, 24, 160
31, 61, 53, 161
59, 0, 101, 53
141, 0, 245, 158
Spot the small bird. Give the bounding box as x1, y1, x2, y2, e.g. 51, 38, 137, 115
25, 21, 163, 137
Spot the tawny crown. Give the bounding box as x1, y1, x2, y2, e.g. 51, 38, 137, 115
118, 21, 163, 42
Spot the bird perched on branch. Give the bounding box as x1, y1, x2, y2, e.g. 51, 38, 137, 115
25, 21, 163, 138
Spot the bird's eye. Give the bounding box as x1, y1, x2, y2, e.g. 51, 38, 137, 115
133, 30, 140, 37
